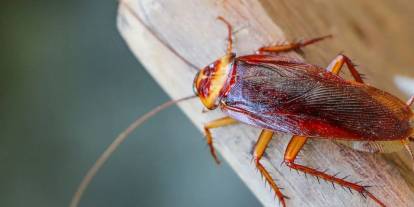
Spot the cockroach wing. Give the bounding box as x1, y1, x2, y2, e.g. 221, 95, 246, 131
221, 55, 413, 141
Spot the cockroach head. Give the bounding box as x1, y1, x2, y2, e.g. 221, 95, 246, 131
193, 53, 236, 110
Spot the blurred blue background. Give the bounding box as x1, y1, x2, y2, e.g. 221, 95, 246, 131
0, 0, 260, 207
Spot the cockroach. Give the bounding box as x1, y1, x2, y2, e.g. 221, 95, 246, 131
70, 2, 414, 207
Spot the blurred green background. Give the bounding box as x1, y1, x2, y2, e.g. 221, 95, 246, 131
1, 0, 260, 207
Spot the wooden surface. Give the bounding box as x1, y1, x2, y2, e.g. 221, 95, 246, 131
117, 0, 414, 206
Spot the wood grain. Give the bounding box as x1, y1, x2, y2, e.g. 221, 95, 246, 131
117, 0, 414, 206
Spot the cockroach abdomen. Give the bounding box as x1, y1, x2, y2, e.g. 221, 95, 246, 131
220, 55, 413, 141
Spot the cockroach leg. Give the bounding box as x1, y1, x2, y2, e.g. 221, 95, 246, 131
217, 16, 233, 55
283, 135, 386, 207
204, 117, 238, 164
407, 95, 414, 106
326, 54, 364, 83
401, 139, 414, 170
402, 139, 414, 159
253, 129, 287, 207
257, 35, 332, 54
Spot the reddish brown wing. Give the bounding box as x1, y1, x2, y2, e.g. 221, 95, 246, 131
220, 55, 412, 140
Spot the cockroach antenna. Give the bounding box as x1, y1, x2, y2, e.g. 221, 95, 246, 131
69, 2, 215, 206
217, 16, 233, 55
69, 95, 197, 207
119, 0, 200, 71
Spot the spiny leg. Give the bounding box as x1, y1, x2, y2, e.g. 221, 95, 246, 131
253, 129, 287, 207
402, 139, 414, 157
204, 117, 238, 164
407, 95, 414, 106
283, 135, 386, 207
401, 139, 414, 170
326, 54, 364, 83
257, 35, 332, 54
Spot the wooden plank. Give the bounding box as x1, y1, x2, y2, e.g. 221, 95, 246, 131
117, 0, 414, 206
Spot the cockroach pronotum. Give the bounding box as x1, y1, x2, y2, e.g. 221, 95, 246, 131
70, 2, 414, 207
